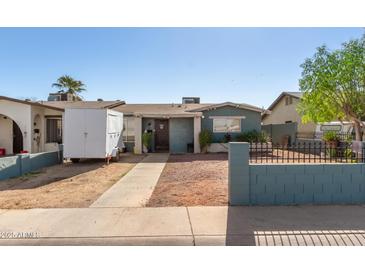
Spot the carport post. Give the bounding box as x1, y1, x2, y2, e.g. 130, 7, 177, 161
134, 116, 142, 154
228, 142, 250, 205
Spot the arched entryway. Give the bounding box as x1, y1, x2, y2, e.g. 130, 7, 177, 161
0, 114, 24, 155
12, 121, 23, 154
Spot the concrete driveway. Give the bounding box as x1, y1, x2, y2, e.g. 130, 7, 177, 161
0, 205, 365, 245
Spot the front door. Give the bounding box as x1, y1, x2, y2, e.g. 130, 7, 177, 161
13, 121, 23, 154
154, 119, 169, 152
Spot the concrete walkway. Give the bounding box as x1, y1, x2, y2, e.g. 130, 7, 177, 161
1, 205, 365, 245
91, 154, 169, 208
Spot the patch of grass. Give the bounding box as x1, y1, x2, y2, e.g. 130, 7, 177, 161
19, 171, 43, 180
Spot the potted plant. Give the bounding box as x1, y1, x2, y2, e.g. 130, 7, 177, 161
222, 133, 231, 143
199, 129, 213, 153
142, 132, 153, 153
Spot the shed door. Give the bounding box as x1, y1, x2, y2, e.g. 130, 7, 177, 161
84, 110, 106, 158
154, 119, 169, 152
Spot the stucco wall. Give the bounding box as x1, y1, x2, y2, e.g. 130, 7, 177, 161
31, 106, 46, 153
0, 115, 13, 154
201, 106, 261, 143
262, 95, 316, 136
169, 118, 194, 153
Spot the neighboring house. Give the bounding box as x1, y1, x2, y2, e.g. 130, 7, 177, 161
0, 96, 64, 155
262, 91, 316, 138
2, 95, 264, 155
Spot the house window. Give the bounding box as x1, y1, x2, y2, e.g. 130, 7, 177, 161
213, 118, 241, 133
46, 118, 62, 143
123, 117, 135, 142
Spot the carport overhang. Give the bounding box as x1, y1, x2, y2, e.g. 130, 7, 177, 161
132, 112, 202, 154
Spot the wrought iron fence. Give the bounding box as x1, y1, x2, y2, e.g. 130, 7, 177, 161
249, 142, 365, 163
296, 132, 355, 141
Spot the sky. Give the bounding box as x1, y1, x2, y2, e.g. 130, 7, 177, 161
0, 27, 363, 108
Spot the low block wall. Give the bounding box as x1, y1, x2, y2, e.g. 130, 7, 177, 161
229, 142, 365, 205
207, 143, 229, 153
0, 150, 63, 180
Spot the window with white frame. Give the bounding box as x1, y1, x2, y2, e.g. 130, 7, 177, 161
212, 118, 241, 133
123, 117, 135, 142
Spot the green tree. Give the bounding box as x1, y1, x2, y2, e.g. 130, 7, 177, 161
52, 75, 86, 99
297, 35, 365, 141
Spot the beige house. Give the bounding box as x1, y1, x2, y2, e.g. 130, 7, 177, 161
262, 92, 316, 138
0, 96, 64, 155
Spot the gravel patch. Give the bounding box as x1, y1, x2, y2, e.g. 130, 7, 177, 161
147, 153, 228, 207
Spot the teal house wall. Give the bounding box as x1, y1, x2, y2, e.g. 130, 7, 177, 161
262, 122, 297, 144
169, 118, 194, 153
201, 106, 262, 143
139, 117, 194, 153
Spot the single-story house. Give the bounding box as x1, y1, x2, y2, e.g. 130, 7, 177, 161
262, 91, 316, 138
42, 97, 265, 154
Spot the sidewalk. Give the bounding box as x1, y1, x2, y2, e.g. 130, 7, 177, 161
91, 154, 169, 207
1, 205, 365, 245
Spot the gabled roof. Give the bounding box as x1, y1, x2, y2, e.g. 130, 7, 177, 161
0, 95, 64, 111
187, 101, 264, 113
262, 91, 303, 119
39, 100, 125, 110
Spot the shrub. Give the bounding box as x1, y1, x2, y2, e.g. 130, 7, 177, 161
199, 129, 213, 152
234, 130, 269, 143
322, 131, 339, 142
142, 132, 153, 152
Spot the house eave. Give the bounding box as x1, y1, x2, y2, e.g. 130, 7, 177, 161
188, 102, 264, 113
133, 113, 202, 118
0, 96, 64, 112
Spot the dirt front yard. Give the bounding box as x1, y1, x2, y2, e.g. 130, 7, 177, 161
0, 154, 144, 209
147, 153, 228, 207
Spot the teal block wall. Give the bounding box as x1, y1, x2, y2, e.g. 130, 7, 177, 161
249, 163, 365, 205
228, 142, 365, 205
169, 118, 194, 154
0, 156, 21, 180
202, 106, 261, 143
0, 150, 62, 181
228, 142, 250, 205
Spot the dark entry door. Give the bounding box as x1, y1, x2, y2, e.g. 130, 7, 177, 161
154, 119, 169, 152
13, 121, 23, 154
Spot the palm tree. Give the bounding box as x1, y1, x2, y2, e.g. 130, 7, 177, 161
52, 75, 86, 99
